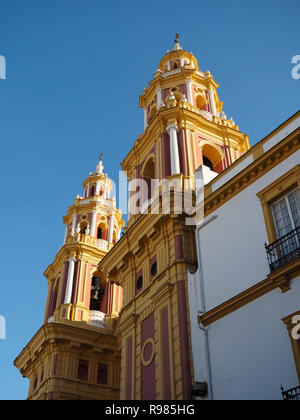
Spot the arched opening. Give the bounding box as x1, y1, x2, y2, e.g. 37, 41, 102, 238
142, 157, 155, 201
173, 62, 178, 69
97, 222, 107, 240
90, 275, 104, 311
201, 143, 224, 174
49, 279, 59, 317
79, 221, 88, 234
90, 185, 95, 196
203, 156, 214, 171
97, 227, 102, 239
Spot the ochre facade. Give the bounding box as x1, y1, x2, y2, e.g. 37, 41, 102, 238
15, 37, 250, 400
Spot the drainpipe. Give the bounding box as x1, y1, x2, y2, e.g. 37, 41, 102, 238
195, 216, 217, 400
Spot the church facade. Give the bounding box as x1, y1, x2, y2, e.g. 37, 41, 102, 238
15, 37, 299, 400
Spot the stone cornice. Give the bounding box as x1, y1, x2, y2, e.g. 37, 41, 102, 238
14, 322, 118, 376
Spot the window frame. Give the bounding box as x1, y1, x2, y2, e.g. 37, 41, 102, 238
257, 165, 300, 244
271, 187, 300, 238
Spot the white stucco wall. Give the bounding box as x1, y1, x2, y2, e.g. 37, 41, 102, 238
208, 277, 300, 400
199, 149, 300, 310
188, 146, 300, 400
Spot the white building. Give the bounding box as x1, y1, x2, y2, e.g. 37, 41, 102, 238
188, 111, 300, 400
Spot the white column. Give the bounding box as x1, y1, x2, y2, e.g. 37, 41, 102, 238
209, 88, 217, 116
71, 214, 77, 236
96, 181, 101, 195
156, 87, 162, 109
105, 184, 110, 199
90, 211, 97, 237
64, 258, 76, 304
143, 107, 148, 131
167, 61, 171, 71
186, 79, 193, 105
167, 124, 180, 175
108, 216, 114, 243
179, 57, 184, 67
86, 184, 90, 198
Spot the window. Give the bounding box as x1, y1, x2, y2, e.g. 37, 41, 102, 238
78, 359, 89, 381
90, 276, 104, 311
150, 261, 157, 278
90, 185, 95, 196
258, 166, 300, 276
272, 189, 300, 238
137, 275, 143, 291
270, 189, 300, 262
97, 363, 108, 385
257, 165, 300, 244
97, 227, 102, 239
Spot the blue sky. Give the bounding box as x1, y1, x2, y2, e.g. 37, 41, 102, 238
0, 0, 299, 400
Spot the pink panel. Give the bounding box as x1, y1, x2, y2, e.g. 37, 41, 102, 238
177, 281, 192, 399
175, 235, 184, 260
79, 263, 87, 302
60, 262, 69, 305
162, 307, 171, 399
126, 336, 133, 400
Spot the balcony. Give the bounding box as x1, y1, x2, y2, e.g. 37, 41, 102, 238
67, 234, 110, 251
265, 227, 300, 272
281, 385, 300, 400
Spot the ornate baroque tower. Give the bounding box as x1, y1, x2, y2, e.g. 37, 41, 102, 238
98, 37, 250, 400
14, 157, 124, 400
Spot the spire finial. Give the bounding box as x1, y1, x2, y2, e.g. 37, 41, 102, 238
96, 153, 104, 174
172, 33, 182, 51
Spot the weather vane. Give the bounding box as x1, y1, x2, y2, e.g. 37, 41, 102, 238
175, 33, 180, 44
99, 152, 103, 161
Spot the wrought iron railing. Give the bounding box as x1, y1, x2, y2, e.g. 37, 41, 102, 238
281, 385, 300, 400
265, 226, 300, 272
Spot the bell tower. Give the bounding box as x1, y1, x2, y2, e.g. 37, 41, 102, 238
98, 36, 251, 400
15, 156, 124, 400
